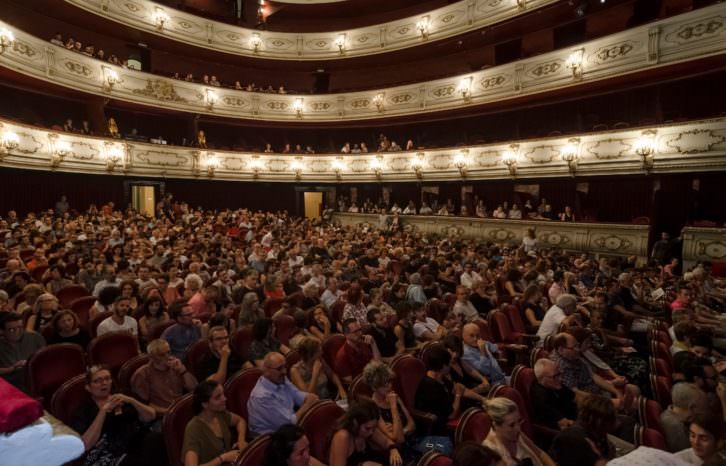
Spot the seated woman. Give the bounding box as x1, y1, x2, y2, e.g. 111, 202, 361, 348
482, 397, 555, 466
202, 302, 237, 339
675, 411, 725, 465
137, 296, 169, 342
521, 285, 545, 331
550, 394, 617, 466
71, 365, 160, 466
48, 309, 90, 347
262, 424, 326, 466
119, 280, 140, 313
308, 305, 332, 341
414, 344, 465, 436
237, 292, 264, 326
26, 293, 59, 332
443, 335, 489, 400
392, 306, 418, 354
361, 361, 415, 445
183, 380, 247, 466
329, 398, 403, 466
247, 318, 289, 367
290, 336, 346, 400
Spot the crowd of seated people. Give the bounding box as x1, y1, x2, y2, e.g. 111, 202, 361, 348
50, 32, 125, 67
0, 197, 725, 466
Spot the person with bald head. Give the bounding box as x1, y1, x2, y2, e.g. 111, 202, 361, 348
247, 352, 319, 435
530, 358, 578, 430
460, 322, 505, 388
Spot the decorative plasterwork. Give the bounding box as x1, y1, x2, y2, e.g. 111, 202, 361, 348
63, 0, 558, 61
681, 227, 726, 268
1, 117, 725, 182
1, 4, 726, 122
334, 213, 650, 259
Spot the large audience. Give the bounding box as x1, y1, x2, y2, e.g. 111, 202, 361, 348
0, 195, 725, 466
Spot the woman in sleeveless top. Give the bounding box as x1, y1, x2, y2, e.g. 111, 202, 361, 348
290, 336, 346, 400
26, 293, 59, 332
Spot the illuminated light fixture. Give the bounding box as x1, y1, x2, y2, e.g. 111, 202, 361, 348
0, 130, 19, 156
635, 130, 657, 173
102, 67, 120, 92
292, 98, 304, 118
104, 142, 124, 171
561, 138, 580, 177
0, 28, 15, 55
502, 144, 519, 178
453, 149, 469, 177
565, 49, 585, 79
152, 8, 170, 31
332, 157, 345, 181
205, 154, 219, 176
334, 34, 346, 54
369, 156, 383, 180
416, 17, 430, 40
457, 77, 473, 101
250, 156, 264, 179
49, 134, 71, 168
205, 89, 218, 110
290, 158, 304, 180
412, 152, 425, 179
249, 33, 262, 53
372, 93, 385, 113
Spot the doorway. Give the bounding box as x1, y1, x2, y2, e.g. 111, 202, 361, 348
131, 185, 156, 217
303, 192, 323, 219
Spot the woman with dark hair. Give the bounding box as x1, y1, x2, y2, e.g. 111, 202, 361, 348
392, 305, 417, 354
48, 309, 90, 347
453, 442, 502, 466
308, 305, 332, 341
247, 318, 289, 367
329, 398, 402, 466
263, 424, 326, 466
119, 280, 140, 311
521, 284, 545, 330
138, 296, 169, 342
183, 380, 247, 466
237, 292, 264, 326
503, 269, 523, 299
342, 283, 367, 327
550, 394, 617, 466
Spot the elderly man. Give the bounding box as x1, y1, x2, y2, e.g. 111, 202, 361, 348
96, 295, 138, 336
536, 294, 579, 344
130, 339, 197, 416
162, 299, 202, 359
452, 286, 484, 323
660, 383, 707, 452
530, 358, 578, 430
0, 312, 46, 391
197, 325, 247, 383
406, 273, 427, 306
335, 318, 381, 383
460, 322, 505, 388
320, 276, 342, 310
247, 352, 318, 435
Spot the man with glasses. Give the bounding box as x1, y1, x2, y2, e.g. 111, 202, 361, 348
162, 299, 202, 359
335, 318, 381, 384
531, 358, 578, 430
0, 312, 46, 391
247, 352, 318, 435
197, 326, 247, 383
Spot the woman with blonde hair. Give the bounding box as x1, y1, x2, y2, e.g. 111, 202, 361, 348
362, 360, 415, 444
290, 336, 346, 400
26, 293, 59, 332
482, 397, 555, 466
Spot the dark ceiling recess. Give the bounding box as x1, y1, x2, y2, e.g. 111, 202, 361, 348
554, 18, 587, 49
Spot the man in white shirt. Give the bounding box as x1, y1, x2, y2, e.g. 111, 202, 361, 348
97, 296, 138, 336
320, 276, 342, 310
453, 286, 484, 323
536, 294, 577, 345
459, 263, 483, 290
412, 303, 445, 341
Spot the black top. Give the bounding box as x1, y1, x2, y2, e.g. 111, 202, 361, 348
196, 350, 245, 381
415, 375, 453, 436
395, 323, 417, 349
522, 302, 545, 323
530, 381, 578, 429
470, 293, 494, 315
49, 329, 91, 349
550, 426, 601, 466
365, 325, 398, 358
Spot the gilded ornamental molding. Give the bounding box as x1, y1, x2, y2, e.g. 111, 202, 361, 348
682, 226, 726, 268
1, 117, 725, 182
64, 0, 559, 60
1, 4, 726, 122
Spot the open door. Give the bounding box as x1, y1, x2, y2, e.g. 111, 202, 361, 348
131, 185, 156, 217
303, 192, 323, 219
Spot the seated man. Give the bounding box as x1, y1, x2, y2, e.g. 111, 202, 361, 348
197, 326, 248, 383
247, 352, 318, 435
414, 344, 465, 436
130, 339, 198, 417
187, 285, 218, 321
364, 308, 399, 359
452, 286, 484, 323
536, 294, 579, 344
0, 312, 46, 392
162, 299, 202, 360
412, 302, 445, 342
96, 295, 138, 337
334, 318, 381, 383
460, 323, 505, 388
660, 383, 707, 452
531, 358, 578, 430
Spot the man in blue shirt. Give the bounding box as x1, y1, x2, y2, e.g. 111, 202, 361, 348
162, 299, 202, 359
247, 352, 318, 435
460, 322, 506, 387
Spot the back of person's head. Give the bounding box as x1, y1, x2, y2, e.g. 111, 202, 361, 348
192, 380, 220, 414
362, 360, 393, 391
168, 298, 189, 319
577, 394, 617, 437
296, 336, 320, 362
338, 398, 379, 434
682, 356, 711, 383
566, 326, 591, 345
252, 317, 273, 341
366, 308, 381, 324
342, 318, 357, 334
671, 382, 705, 411
453, 442, 502, 466
674, 321, 697, 342
483, 397, 518, 425
263, 424, 306, 466
98, 286, 121, 306
425, 344, 452, 372
555, 293, 576, 310
443, 334, 463, 355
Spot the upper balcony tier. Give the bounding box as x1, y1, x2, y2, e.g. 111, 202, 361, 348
62, 0, 561, 60
1, 3, 725, 123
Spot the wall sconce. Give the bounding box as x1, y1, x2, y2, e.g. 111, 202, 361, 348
453, 149, 469, 177
332, 157, 345, 181
0, 131, 19, 156
372, 93, 385, 113
412, 152, 425, 179
334, 34, 346, 55
104, 142, 124, 171
102, 67, 120, 92
457, 77, 473, 101
292, 98, 304, 118
635, 130, 657, 173
416, 17, 430, 40
561, 138, 580, 177
152, 8, 170, 31
565, 49, 584, 79
250, 33, 262, 53
49, 134, 71, 168
290, 158, 304, 180
250, 156, 263, 179
205, 154, 219, 177
370, 156, 383, 180
516, 0, 527, 10
502, 144, 519, 178
0, 28, 15, 55
205, 89, 218, 110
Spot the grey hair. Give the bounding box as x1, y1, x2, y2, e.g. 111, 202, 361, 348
555, 294, 577, 310
409, 273, 421, 285
671, 383, 704, 410
533, 358, 555, 382
362, 360, 394, 391
483, 397, 518, 425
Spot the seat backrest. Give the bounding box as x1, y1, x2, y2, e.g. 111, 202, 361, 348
231, 325, 254, 361
298, 400, 344, 461
348, 374, 373, 401
488, 385, 532, 438
650, 375, 672, 408
50, 374, 88, 425
117, 353, 151, 395
474, 319, 493, 342
321, 334, 346, 369
649, 357, 670, 378
87, 332, 140, 378
233, 434, 271, 466
637, 396, 664, 437
634, 425, 667, 450
163, 393, 195, 466
224, 368, 262, 420
489, 311, 514, 344
391, 354, 426, 413
455, 407, 491, 444
529, 347, 548, 368
185, 340, 213, 379
418, 451, 453, 466
504, 304, 527, 335
70, 296, 96, 331
89, 310, 113, 338
510, 365, 536, 417
650, 341, 672, 370
28, 343, 86, 410
273, 314, 296, 347
57, 285, 91, 308
149, 320, 176, 341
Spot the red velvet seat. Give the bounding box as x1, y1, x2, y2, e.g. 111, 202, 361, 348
70, 296, 96, 331
163, 393, 194, 466
298, 400, 344, 461
348, 374, 373, 401
263, 298, 284, 317
231, 325, 254, 361
28, 343, 86, 410
650, 341, 672, 372
648, 328, 672, 347
529, 347, 548, 367
87, 332, 140, 378
455, 407, 491, 444
391, 354, 435, 434
56, 285, 91, 308
649, 357, 671, 378
637, 396, 665, 437
117, 353, 150, 395
185, 340, 213, 379
148, 320, 176, 341
510, 364, 559, 446
417, 451, 453, 466
650, 375, 672, 408
634, 425, 667, 450
224, 368, 262, 420
50, 374, 87, 426
488, 384, 533, 438
88, 310, 113, 338
284, 292, 305, 309
233, 434, 271, 466
273, 314, 296, 347
322, 333, 346, 369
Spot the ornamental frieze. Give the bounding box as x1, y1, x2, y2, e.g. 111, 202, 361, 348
132, 79, 186, 102
662, 129, 726, 154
